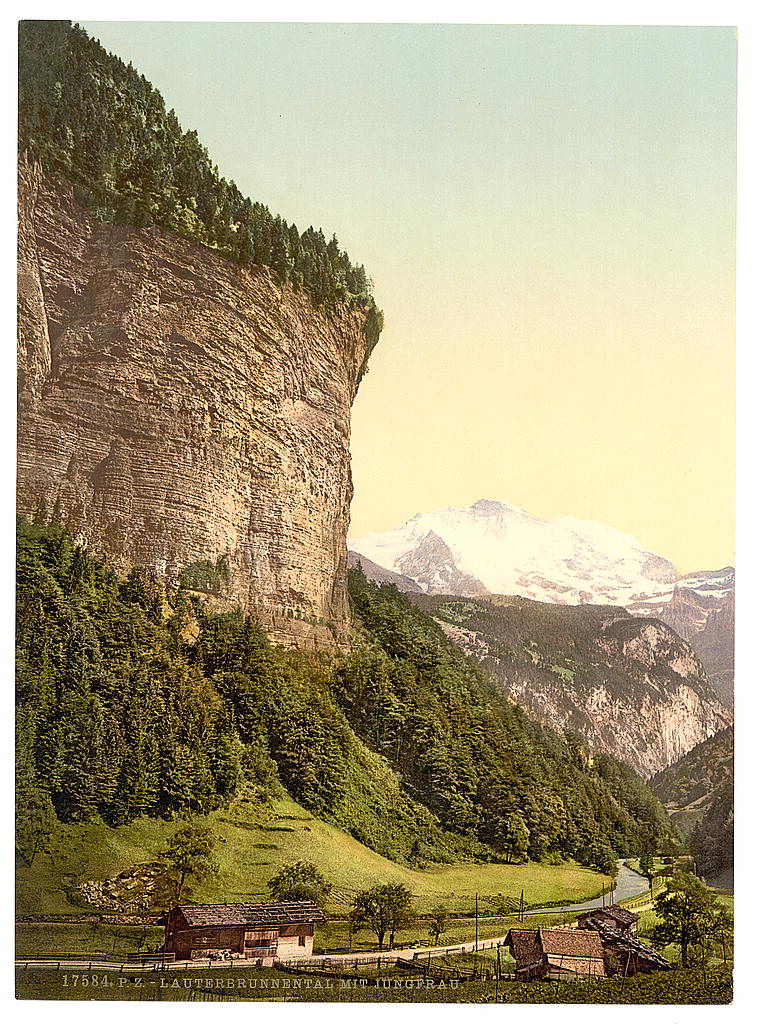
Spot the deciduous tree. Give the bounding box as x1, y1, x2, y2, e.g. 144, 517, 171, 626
651, 872, 716, 967
15, 786, 56, 866
428, 906, 448, 945
267, 861, 331, 908
160, 824, 218, 903
350, 884, 414, 950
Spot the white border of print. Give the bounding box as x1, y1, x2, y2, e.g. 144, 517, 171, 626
1, 4, 754, 1024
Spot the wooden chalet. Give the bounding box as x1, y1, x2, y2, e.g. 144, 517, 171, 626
159, 901, 326, 962
505, 927, 607, 980
577, 904, 638, 936
580, 919, 672, 975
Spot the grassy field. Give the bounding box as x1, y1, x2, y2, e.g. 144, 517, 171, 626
318, 909, 582, 953
624, 856, 694, 877
15, 923, 165, 960
16, 792, 611, 920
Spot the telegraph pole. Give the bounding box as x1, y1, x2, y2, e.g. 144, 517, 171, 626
475, 892, 479, 951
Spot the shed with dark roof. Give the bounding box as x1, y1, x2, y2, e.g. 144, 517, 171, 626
505, 929, 545, 979
577, 904, 639, 936
158, 901, 326, 962
580, 919, 672, 975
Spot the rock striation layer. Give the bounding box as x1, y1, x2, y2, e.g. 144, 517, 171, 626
17, 161, 374, 649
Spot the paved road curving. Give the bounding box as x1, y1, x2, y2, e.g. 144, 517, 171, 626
522, 861, 649, 916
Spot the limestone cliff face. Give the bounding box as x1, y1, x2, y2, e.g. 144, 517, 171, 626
498, 618, 731, 777
17, 161, 374, 649
413, 594, 733, 778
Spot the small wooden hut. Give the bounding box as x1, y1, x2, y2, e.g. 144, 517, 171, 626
505, 927, 607, 980
159, 901, 326, 962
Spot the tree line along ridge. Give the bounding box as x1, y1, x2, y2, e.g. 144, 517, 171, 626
18, 20, 384, 352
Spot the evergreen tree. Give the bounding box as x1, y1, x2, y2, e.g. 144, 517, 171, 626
18, 20, 383, 339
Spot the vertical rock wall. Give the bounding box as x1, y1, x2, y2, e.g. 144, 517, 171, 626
17, 161, 373, 649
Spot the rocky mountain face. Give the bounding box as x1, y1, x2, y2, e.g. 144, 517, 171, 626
411, 594, 732, 778
347, 551, 423, 592
628, 568, 735, 709
17, 161, 373, 649
395, 530, 490, 595
349, 498, 678, 606
649, 727, 734, 885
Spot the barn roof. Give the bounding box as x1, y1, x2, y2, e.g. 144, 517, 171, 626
171, 901, 326, 927
505, 929, 542, 965
580, 904, 638, 926
538, 928, 604, 959
585, 920, 672, 970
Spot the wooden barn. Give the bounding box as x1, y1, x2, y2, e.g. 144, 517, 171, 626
577, 904, 639, 936
159, 901, 326, 962
505, 927, 607, 980
538, 928, 607, 979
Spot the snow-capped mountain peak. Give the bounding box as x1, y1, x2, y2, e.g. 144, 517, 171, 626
348, 498, 679, 605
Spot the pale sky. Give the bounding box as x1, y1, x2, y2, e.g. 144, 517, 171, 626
81, 22, 736, 572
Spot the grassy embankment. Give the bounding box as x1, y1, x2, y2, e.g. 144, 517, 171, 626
17, 793, 610, 916
17, 790, 610, 959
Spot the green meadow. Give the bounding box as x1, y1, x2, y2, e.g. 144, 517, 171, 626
17, 791, 610, 922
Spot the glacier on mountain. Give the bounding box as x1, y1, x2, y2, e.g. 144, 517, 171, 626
349, 498, 679, 605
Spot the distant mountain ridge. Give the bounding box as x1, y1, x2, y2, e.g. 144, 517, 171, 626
349, 499, 678, 606
410, 594, 732, 778
350, 501, 734, 709
629, 568, 734, 709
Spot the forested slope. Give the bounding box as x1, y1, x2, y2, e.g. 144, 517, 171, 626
17, 518, 681, 874
649, 728, 733, 881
